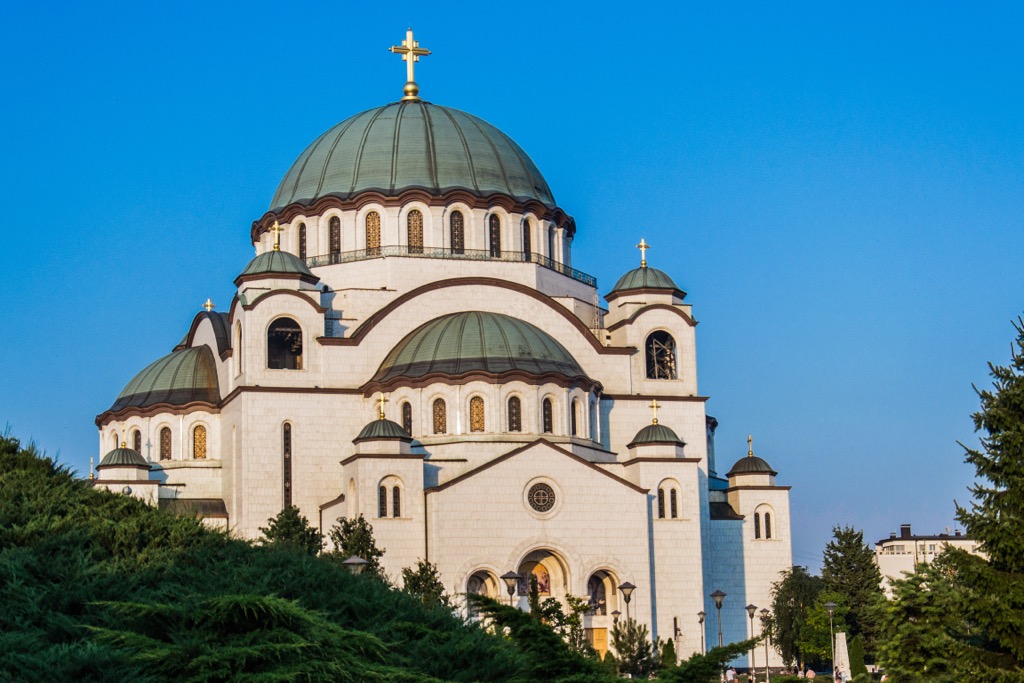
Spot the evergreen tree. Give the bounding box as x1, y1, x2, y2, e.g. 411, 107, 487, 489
795, 591, 848, 665
326, 514, 386, 578
661, 636, 678, 669
401, 559, 451, 609
768, 565, 823, 669
258, 505, 323, 555
610, 618, 659, 679
821, 525, 885, 651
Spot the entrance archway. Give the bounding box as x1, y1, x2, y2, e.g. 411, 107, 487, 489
516, 549, 569, 600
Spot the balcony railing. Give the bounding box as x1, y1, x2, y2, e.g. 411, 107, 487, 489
304, 245, 597, 287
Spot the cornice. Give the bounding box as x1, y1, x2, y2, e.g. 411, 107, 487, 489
96, 401, 220, 427
606, 303, 697, 332
605, 286, 687, 304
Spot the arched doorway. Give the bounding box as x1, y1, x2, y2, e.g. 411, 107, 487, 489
585, 569, 620, 658
516, 549, 570, 601
466, 570, 500, 619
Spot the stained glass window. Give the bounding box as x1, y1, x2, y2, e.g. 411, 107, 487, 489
378, 486, 387, 518
392, 486, 401, 518
401, 401, 412, 435
132, 429, 141, 453
283, 423, 292, 507
366, 211, 381, 256
193, 425, 207, 459
508, 396, 522, 432
528, 483, 555, 512
646, 331, 677, 379
754, 512, 761, 539
657, 488, 666, 518
160, 427, 171, 460
329, 216, 341, 260
542, 398, 553, 434
522, 220, 532, 260
670, 489, 678, 518
408, 209, 423, 254
489, 214, 501, 257
298, 223, 306, 260
470, 396, 485, 432
451, 210, 464, 254
433, 399, 446, 434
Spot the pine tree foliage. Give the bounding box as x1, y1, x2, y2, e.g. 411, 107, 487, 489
821, 525, 885, 650
259, 505, 323, 556
401, 559, 451, 610
326, 513, 386, 578
658, 639, 758, 683
610, 618, 660, 678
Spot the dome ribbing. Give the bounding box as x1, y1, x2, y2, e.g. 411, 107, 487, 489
627, 423, 684, 448
98, 446, 149, 469
354, 418, 413, 443
726, 455, 778, 477
108, 346, 221, 413
609, 267, 682, 297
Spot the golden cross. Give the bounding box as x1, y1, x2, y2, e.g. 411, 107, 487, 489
269, 221, 285, 251
649, 398, 660, 425
203, 298, 215, 312
748, 434, 754, 457
390, 28, 430, 100
636, 238, 650, 268
89, 456, 94, 480
377, 394, 389, 420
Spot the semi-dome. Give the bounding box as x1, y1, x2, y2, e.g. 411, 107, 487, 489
236, 250, 319, 284
608, 266, 683, 298
726, 454, 778, 478
354, 418, 413, 443
107, 346, 221, 414
367, 311, 591, 390
98, 445, 149, 469
270, 101, 556, 211
627, 422, 684, 448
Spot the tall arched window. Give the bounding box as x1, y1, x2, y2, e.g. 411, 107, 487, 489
401, 401, 412, 435
329, 216, 341, 261
547, 226, 556, 260
433, 399, 447, 434
407, 209, 423, 254
765, 512, 773, 539
670, 489, 678, 519
657, 488, 666, 518
508, 396, 522, 432
283, 423, 292, 507
542, 398, 553, 433
378, 486, 387, 518
193, 425, 207, 459
392, 486, 401, 518
236, 323, 243, 373
522, 220, 532, 261
366, 211, 381, 256
570, 399, 579, 436
160, 427, 171, 460
645, 331, 678, 379
267, 318, 303, 370
450, 210, 465, 254
112, 433, 118, 449
754, 512, 762, 539
470, 396, 485, 432
587, 574, 608, 615
489, 214, 501, 257
132, 429, 142, 453
298, 222, 307, 260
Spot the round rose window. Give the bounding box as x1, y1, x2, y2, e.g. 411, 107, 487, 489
528, 483, 556, 512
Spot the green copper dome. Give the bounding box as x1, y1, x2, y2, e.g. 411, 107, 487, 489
726, 455, 778, 478
368, 311, 589, 389
354, 418, 413, 443
98, 446, 149, 469
627, 422, 684, 448
108, 346, 221, 413
608, 267, 682, 296
236, 250, 318, 283
271, 101, 556, 211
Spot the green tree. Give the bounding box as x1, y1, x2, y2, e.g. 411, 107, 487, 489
610, 618, 659, 679
661, 636, 677, 669
525, 574, 594, 657
769, 565, 823, 669
848, 634, 867, 678
401, 559, 451, 609
258, 505, 323, 555
326, 514, 386, 578
796, 591, 848, 664
821, 525, 885, 652
659, 639, 758, 683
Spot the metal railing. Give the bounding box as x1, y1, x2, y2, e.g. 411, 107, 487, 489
304, 245, 597, 287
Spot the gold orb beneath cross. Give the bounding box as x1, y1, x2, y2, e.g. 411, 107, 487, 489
403, 81, 420, 99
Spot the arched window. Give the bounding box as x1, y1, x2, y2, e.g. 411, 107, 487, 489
193, 425, 207, 459
470, 396, 485, 432
329, 216, 341, 261
392, 486, 401, 518
542, 398, 553, 433
670, 489, 678, 518
407, 209, 423, 254
236, 323, 243, 373
298, 222, 306, 260
366, 211, 381, 256
489, 214, 501, 257
754, 512, 762, 539
112, 433, 119, 449
283, 423, 292, 507
645, 331, 678, 379
267, 318, 303, 370
433, 398, 447, 434
160, 427, 171, 460
547, 225, 556, 260
765, 512, 773, 539
522, 220, 532, 261
587, 574, 608, 615
378, 486, 387, 518
570, 399, 579, 436
450, 210, 465, 254
507, 396, 522, 432
132, 429, 142, 453
657, 488, 666, 518
401, 401, 412, 435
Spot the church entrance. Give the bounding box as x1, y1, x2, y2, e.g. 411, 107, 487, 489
516, 549, 568, 601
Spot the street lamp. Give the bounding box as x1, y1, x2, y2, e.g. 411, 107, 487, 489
342, 555, 369, 575
698, 610, 706, 655
746, 604, 757, 679
759, 609, 770, 683
711, 590, 726, 648
612, 610, 621, 625
500, 571, 520, 606
824, 601, 837, 678
618, 582, 636, 622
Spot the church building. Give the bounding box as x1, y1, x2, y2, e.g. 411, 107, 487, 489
92, 30, 793, 665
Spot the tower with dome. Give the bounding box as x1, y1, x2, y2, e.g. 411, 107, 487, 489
92, 29, 793, 667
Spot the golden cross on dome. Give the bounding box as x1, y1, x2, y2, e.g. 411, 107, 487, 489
636, 238, 650, 268
390, 28, 431, 101
269, 221, 285, 251
203, 298, 215, 312
89, 456, 94, 480
377, 394, 389, 420
748, 434, 754, 457
649, 398, 660, 425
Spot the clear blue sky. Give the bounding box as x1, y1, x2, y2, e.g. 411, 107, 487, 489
3, 1, 1022, 571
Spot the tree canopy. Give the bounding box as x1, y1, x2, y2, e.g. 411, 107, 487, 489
821, 525, 884, 652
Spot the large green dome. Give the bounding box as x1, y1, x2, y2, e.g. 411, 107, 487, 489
367, 311, 589, 390
270, 101, 556, 211
107, 346, 221, 413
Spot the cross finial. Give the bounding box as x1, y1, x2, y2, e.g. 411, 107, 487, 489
377, 394, 389, 420
636, 238, 650, 268
390, 28, 431, 101
649, 398, 660, 425
203, 298, 215, 312
269, 221, 285, 251
747, 434, 753, 457
89, 456, 94, 480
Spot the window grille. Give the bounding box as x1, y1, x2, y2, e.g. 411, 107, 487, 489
366, 212, 381, 256
408, 209, 423, 254
451, 211, 465, 254
401, 402, 412, 435
489, 215, 501, 257
193, 425, 207, 459
470, 396, 485, 432
329, 216, 341, 258
508, 396, 522, 432
160, 427, 171, 460
542, 398, 553, 433
433, 399, 447, 434
298, 223, 306, 260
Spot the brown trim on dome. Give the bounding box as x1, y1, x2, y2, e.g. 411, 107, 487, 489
603, 394, 708, 402
95, 463, 151, 471
723, 485, 791, 492
361, 370, 601, 397
606, 303, 697, 331
340, 453, 423, 466
240, 289, 327, 314
183, 311, 232, 357
624, 439, 687, 449
96, 401, 220, 427
605, 286, 687, 304
233, 271, 321, 288
620, 456, 701, 466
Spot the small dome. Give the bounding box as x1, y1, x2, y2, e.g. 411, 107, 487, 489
236, 250, 318, 283
271, 101, 556, 212
354, 418, 412, 443
726, 455, 778, 478
608, 267, 683, 297
108, 346, 221, 413
367, 311, 591, 390
98, 445, 148, 469
627, 422, 684, 448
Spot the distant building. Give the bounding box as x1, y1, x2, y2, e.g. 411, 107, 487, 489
874, 524, 981, 596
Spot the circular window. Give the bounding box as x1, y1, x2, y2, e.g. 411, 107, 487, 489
528, 483, 556, 512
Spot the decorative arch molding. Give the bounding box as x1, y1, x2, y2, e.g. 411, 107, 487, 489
606, 303, 697, 332
95, 402, 219, 427
239, 289, 327, 315
179, 310, 233, 359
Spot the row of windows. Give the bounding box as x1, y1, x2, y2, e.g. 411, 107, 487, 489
113, 426, 207, 461
657, 486, 680, 519
400, 396, 588, 436
754, 511, 773, 539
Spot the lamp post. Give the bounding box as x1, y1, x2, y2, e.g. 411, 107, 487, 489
824, 601, 837, 678
746, 604, 757, 679
500, 571, 520, 606
759, 608, 770, 683
711, 590, 726, 647
618, 582, 636, 622
342, 555, 369, 575
612, 610, 621, 626
698, 610, 706, 655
